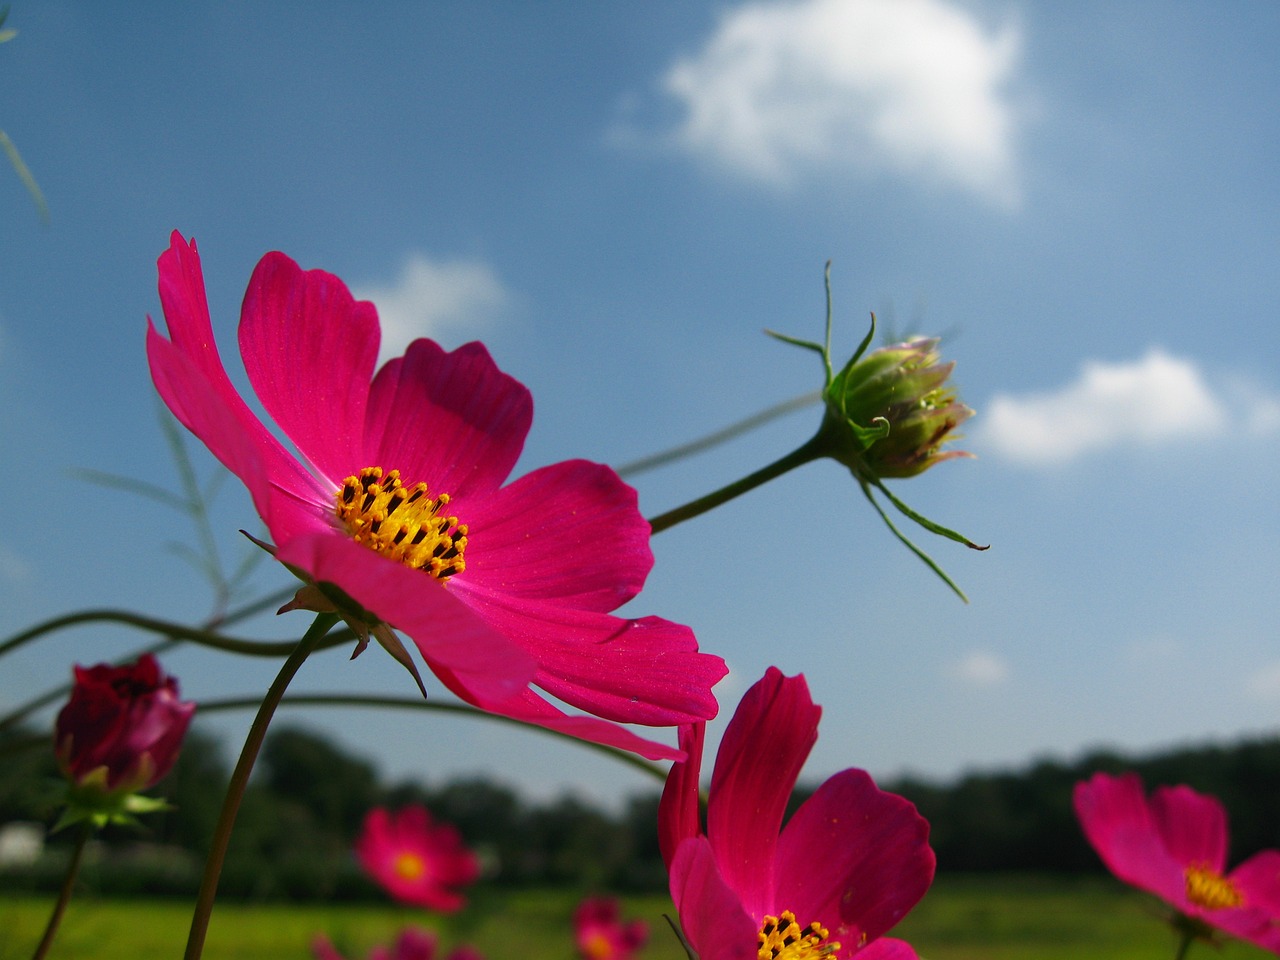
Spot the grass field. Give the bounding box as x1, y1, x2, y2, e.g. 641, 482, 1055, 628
2, 876, 1274, 959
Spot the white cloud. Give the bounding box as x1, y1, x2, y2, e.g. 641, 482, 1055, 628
353, 253, 510, 367
974, 349, 1277, 466
948, 649, 1010, 687
653, 0, 1022, 203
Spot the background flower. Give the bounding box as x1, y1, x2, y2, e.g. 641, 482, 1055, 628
312, 927, 484, 960
355, 805, 480, 912
1075, 771, 1280, 953
573, 896, 648, 960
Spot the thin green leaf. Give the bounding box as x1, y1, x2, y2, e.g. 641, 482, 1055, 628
0, 129, 48, 222
869, 475, 989, 550
764, 327, 827, 357
71, 468, 189, 511
859, 480, 969, 603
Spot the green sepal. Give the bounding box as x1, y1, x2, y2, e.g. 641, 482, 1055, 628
846, 415, 891, 450
764, 328, 827, 358
867, 475, 989, 551
54, 775, 172, 832
858, 479, 971, 604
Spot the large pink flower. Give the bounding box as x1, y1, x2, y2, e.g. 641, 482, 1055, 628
1075, 771, 1280, 953
658, 667, 935, 960
355, 805, 479, 912
573, 896, 648, 960
146, 232, 725, 760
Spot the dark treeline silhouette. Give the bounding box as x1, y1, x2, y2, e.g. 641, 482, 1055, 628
4, 723, 1280, 899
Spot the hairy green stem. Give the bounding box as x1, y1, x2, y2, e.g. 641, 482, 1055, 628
183, 613, 337, 960
30, 822, 90, 960
646, 435, 825, 535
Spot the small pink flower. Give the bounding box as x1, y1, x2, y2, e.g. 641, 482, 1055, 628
658, 667, 935, 960
54, 653, 195, 796
146, 232, 725, 760
355, 805, 480, 912
1075, 771, 1280, 952
312, 927, 483, 960
574, 896, 648, 960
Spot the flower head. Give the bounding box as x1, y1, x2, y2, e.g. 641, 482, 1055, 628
574, 896, 648, 960
146, 232, 725, 759
658, 667, 935, 960
54, 653, 195, 824
1075, 771, 1280, 953
312, 926, 483, 960
355, 805, 479, 912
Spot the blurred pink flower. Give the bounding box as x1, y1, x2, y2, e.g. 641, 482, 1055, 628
658, 667, 935, 960
1075, 771, 1280, 952
55, 653, 195, 797
573, 896, 648, 960
146, 231, 725, 760
312, 926, 483, 960
355, 805, 479, 912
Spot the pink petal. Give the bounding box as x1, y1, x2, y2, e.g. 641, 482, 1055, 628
775, 769, 934, 944
668, 838, 759, 960
1073, 772, 1186, 905
658, 722, 706, 870
1205, 905, 1280, 954
454, 459, 652, 612
310, 935, 348, 960
239, 250, 380, 484
363, 340, 531, 501
1230, 850, 1280, 915
1150, 784, 1230, 873
707, 668, 820, 919
274, 531, 537, 706
447, 592, 723, 726
854, 938, 921, 960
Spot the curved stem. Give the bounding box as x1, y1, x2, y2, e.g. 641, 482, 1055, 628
183, 613, 337, 960
646, 435, 824, 535
1173, 931, 1196, 960
199, 693, 667, 783
30, 822, 91, 960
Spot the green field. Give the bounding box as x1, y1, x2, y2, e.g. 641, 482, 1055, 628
2, 876, 1273, 960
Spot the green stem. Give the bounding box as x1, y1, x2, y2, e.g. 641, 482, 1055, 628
1173, 931, 1195, 960
30, 822, 91, 960
647, 435, 825, 534
182, 613, 337, 960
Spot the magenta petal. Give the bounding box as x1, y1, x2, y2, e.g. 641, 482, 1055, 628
239, 251, 379, 484
659, 722, 706, 870
1073, 773, 1186, 905
1150, 784, 1230, 873
1229, 850, 1280, 915
274, 532, 536, 706
854, 938, 921, 960
707, 668, 820, 919
776, 769, 934, 945
669, 838, 759, 960
446, 592, 724, 725
364, 340, 531, 500
457, 460, 652, 612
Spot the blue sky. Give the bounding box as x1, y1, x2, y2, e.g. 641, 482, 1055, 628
2, 1, 1278, 807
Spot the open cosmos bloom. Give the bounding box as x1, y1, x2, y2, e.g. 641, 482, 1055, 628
54, 653, 195, 817
146, 232, 725, 760
573, 896, 648, 960
1075, 772, 1280, 953
658, 667, 935, 960
355, 805, 479, 912
312, 927, 483, 960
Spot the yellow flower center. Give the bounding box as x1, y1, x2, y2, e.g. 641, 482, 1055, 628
393, 851, 426, 881
1185, 864, 1244, 910
335, 467, 468, 581
757, 911, 840, 960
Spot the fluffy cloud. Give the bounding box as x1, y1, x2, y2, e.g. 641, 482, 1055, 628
948, 649, 1010, 687
653, 0, 1022, 203
353, 253, 510, 367
975, 349, 1280, 466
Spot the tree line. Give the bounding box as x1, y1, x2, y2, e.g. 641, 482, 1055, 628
5, 722, 1280, 898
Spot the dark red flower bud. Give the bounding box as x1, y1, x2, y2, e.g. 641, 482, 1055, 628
54, 653, 195, 797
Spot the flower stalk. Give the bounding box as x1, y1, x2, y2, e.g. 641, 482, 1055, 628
30, 822, 91, 960
183, 612, 337, 960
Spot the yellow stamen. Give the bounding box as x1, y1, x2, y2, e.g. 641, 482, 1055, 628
335, 467, 468, 581
1185, 864, 1244, 910
757, 911, 841, 960
393, 851, 426, 881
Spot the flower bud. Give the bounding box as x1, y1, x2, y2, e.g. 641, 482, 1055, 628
824, 336, 973, 480
54, 654, 195, 813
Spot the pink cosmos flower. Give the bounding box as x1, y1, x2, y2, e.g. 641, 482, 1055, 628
55, 653, 195, 796
658, 667, 935, 960
145, 231, 725, 760
573, 896, 648, 960
1074, 771, 1280, 952
355, 805, 480, 912
312, 926, 483, 960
